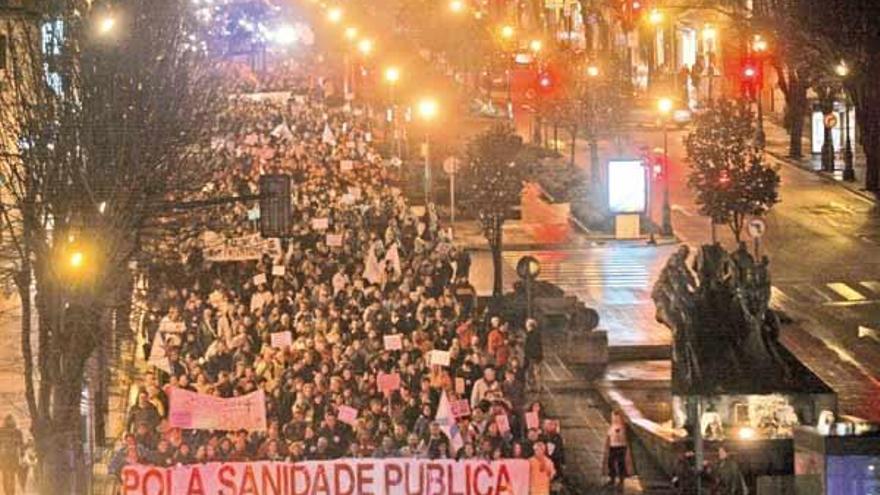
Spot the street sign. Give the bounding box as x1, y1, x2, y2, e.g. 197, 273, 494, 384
858, 326, 879, 343
443, 157, 460, 175
747, 218, 766, 238
516, 256, 541, 279
824, 113, 838, 129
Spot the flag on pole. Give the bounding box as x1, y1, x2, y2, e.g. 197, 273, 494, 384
147, 332, 171, 374
364, 244, 383, 285
384, 242, 402, 278
435, 391, 464, 455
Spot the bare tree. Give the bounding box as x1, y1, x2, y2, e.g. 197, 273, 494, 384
0, 1, 224, 491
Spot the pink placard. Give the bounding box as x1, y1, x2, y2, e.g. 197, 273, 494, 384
377, 372, 401, 395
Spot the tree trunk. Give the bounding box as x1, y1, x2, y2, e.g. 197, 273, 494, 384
853, 62, 880, 192
491, 216, 504, 298
569, 124, 577, 168
779, 67, 807, 160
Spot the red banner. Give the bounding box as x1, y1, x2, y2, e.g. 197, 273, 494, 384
121, 459, 529, 495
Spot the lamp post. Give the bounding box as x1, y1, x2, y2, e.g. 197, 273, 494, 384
648, 9, 663, 89
585, 64, 601, 181
499, 25, 516, 119
342, 27, 358, 99
418, 98, 439, 206
752, 36, 768, 148
836, 61, 855, 181
658, 97, 674, 237
384, 67, 401, 158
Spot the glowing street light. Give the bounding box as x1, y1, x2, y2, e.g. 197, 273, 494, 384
702, 25, 717, 41
529, 39, 542, 53
753, 37, 768, 53
648, 9, 663, 25
344, 26, 358, 41
273, 24, 298, 45
327, 7, 343, 23
69, 251, 85, 270
586, 65, 600, 78
357, 38, 373, 55
418, 98, 439, 120
449, 0, 464, 13
500, 25, 515, 40
657, 97, 674, 115
384, 66, 400, 84
98, 15, 116, 35
835, 61, 850, 77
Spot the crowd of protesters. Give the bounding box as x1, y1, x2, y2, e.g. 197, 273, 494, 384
112, 74, 566, 493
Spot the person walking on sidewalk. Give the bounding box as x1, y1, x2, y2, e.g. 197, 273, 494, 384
0, 416, 22, 495
603, 410, 634, 488
524, 318, 543, 392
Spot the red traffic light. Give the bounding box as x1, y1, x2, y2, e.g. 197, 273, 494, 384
742, 65, 757, 79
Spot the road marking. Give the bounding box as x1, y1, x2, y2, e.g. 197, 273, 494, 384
826, 282, 867, 301
860, 281, 880, 295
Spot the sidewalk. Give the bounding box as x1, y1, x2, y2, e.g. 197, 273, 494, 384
763, 119, 877, 203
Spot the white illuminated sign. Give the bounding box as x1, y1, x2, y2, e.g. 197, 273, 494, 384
608, 159, 647, 213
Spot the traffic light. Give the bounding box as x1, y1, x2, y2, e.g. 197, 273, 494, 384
740, 57, 762, 99
622, 0, 644, 30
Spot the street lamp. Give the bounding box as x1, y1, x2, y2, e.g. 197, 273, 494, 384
837, 61, 855, 181
648, 9, 663, 25
384, 66, 400, 84
529, 39, 542, 54
344, 26, 358, 41
97, 14, 116, 35
449, 0, 465, 13
418, 98, 439, 206
500, 25, 515, 40
752, 35, 768, 147
357, 38, 373, 56
585, 64, 601, 178
327, 7, 343, 23
385, 67, 401, 156
657, 97, 674, 238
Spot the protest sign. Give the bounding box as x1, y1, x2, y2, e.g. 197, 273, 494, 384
312, 218, 329, 230
337, 405, 358, 426
270, 331, 293, 349
253, 273, 267, 286
272, 265, 286, 276
340, 160, 354, 172
348, 186, 361, 199
168, 388, 267, 432
525, 411, 540, 430
377, 372, 401, 395
429, 350, 451, 367
326, 233, 343, 247
203, 233, 282, 262
383, 334, 403, 351
121, 459, 530, 495
451, 399, 471, 419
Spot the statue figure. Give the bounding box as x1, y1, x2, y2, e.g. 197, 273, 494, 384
652, 244, 792, 393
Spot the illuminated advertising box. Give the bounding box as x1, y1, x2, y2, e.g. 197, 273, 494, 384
608, 159, 647, 213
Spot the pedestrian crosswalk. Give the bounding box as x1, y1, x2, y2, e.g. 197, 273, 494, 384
773, 280, 880, 306
502, 250, 653, 289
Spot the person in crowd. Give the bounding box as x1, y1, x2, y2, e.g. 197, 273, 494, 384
121, 73, 570, 482
709, 445, 747, 495
0, 416, 21, 495
528, 441, 556, 495
523, 318, 543, 391
603, 410, 631, 487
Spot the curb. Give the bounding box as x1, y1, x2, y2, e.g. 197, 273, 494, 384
766, 149, 878, 204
